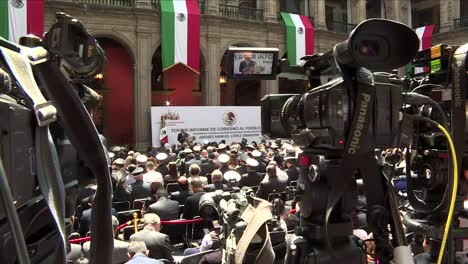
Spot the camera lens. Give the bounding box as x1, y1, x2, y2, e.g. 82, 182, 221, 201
358, 40, 379, 57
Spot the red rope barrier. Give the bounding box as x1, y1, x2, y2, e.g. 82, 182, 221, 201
288, 209, 297, 214
160, 218, 205, 225
69, 236, 91, 244
115, 222, 129, 232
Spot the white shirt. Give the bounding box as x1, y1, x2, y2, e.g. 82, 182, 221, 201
143, 170, 164, 185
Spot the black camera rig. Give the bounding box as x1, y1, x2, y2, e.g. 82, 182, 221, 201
0, 13, 113, 264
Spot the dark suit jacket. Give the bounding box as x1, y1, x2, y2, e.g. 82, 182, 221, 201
285, 166, 301, 184
183, 192, 205, 219
170, 190, 191, 205
256, 175, 288, 201
239, 60, 256, 73
239, 172, 264, 188
147, 197, 180, 220
201, 161, 218, 176
203, 182, 229, 192
155, 165, 169, 178
129, 180, 152, 202
130, 228, 174, 263
113, 185, 131, 204
199, 250, 223, 264
79, 208, 117, 237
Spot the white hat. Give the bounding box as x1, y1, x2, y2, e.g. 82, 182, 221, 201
224, 171, 241, 182
136, 155, 148, 164
218, 154, 229, 163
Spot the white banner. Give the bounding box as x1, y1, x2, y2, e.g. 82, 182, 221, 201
151, 106, 262, 147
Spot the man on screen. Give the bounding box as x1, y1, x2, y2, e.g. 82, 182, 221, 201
239, 53, 256, 74
178, 129, 189, 144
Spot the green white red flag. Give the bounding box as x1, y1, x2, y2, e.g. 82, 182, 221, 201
0, 0, 44, 43
161, 0, 200, 73
280, 12, 314, 66
160, 116, 168, 144
415, 25, 435, 51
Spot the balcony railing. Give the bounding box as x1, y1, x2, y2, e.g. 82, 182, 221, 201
152, 0, 205, 14
74, 0, 134, 7
277, 13, 314, 26
454, 16, 468, 30
326, 21, 356, 34
219, 4, 263, 21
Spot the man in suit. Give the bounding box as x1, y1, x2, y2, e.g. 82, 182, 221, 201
201, 153, 218, 176
83, 216, 129, 264
183, 177, 206, 219
256, 165, 288, 201
285, 157, 300, 184
129, 167, 152, 203
239, 53, 256, 74
125, 240, 163, 264
78, 195, 117, 237
239, 158, 264, 188
130, 213, 174, 263
147, 189, 180, 220
184, 153, 202, 176
204, 170, 229, 192
188, 164, 208, 186
177, 129, 189, 144
170, 176, 191, 205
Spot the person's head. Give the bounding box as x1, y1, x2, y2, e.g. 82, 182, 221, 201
285, 158, 296, 168
243, 52, 252, 61
155, 189, 169, 200
145, 161, 155, 171
127, 240, 149, 259
201, 149, 208, 158
211, 170, 223, 183
143, 213, 161, 231
168, 162, 178, 177
208, 153, 215, 161
228, 154, 238, 168
266, 165, 276, 177
181, 129, 186, 133
189, 164, 201, 177
178, 176, 189, 191
74, 257, 89, 264
190, 177, 204, 193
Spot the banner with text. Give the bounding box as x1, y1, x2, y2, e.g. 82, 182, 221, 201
151, 106, 262, 146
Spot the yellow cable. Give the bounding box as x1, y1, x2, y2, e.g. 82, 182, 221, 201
436, 124, 459, 264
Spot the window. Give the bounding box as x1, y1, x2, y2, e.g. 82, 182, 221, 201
279, 0, 300, 14
366, 0, 382, 19
411, 0, 440, 31
326, 0, 348, 32
462, 0, 468, 18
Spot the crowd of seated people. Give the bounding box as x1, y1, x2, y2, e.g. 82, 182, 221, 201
67, 139, 364, 264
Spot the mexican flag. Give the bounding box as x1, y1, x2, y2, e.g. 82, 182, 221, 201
415, 25, 435, 51
161, 0, 200, 73
0, 0, 45, 43
281, 12, 314, 66
160, 116, 168, 144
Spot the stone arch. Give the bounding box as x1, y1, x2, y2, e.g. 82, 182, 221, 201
91, 30, 137, 63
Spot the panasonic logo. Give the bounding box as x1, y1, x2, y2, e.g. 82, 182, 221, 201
348, 93, 371, 155
453, 57, 462, 107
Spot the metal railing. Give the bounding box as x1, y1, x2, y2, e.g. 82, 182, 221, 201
74, 0, 134, 7
152, 0, 205, 14
219, 4, 263, 21
454, 16, 468, 30
326, 20, 356, 33
277, 13, 314, 26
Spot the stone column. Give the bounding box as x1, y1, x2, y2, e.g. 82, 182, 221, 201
440, 0, 452, 32
206, 36, 221, 105
135, 0, 151, 8
207, 0, 220, 16
311, 0, 327, 30
351, 0, 366, 24
134, 32, 152, 150
264, 0, 278, 23
261, 79, 279, 97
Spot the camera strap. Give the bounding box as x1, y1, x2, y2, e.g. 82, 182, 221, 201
0, 47, 66, 261
234, 198, 275, 264
33, 60, 113, 264
323, 68, 390, 260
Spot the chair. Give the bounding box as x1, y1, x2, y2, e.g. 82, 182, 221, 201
166, 182, 180, 193
179, 250, 217, 264
188, 216, 212, 245
117, 209, 142, 224
179, 204, 185, 217
250, 185, 260, 192
160, 219, 186, 245
122, 224, 144, 241
112, 201, 130, 212
133, 198, 147, 210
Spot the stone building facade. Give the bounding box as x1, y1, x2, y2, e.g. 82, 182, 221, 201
44, 0, 468, 149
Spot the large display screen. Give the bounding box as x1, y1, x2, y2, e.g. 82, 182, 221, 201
227, 47, 279, 80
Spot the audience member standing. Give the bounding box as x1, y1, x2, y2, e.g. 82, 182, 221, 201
256, 165, 288, 201
130, 214, 174, 263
